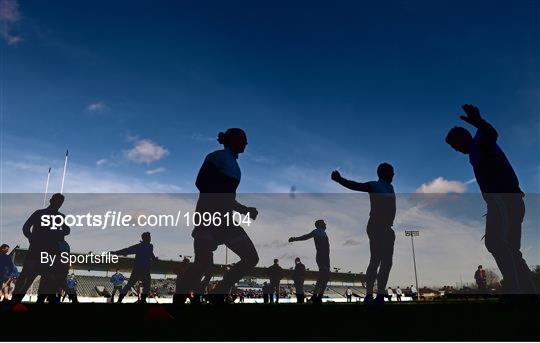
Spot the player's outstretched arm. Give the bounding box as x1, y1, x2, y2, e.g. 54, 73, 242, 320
289, 231, 314, 243
460, 104, 498, 143
331, 170, 370, 192
112, 243, 139, 256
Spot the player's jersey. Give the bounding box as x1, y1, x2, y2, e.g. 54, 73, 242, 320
366, 180, 396, 229
312, 227, 330, 268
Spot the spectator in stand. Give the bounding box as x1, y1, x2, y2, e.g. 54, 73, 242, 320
474, 265, 487, 292
292, 257, 306, 303
387, 287, 394, 302
110, 269, 126, 302
345, 287, 353, 303
267, 259, 284, 303
396, 286, 402, 301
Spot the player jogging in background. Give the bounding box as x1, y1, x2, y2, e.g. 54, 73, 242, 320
289, 219, 330, 304
331, 163, 396, 307
112, 232, 157, 304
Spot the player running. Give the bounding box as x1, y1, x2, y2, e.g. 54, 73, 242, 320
175, 128, 259, 305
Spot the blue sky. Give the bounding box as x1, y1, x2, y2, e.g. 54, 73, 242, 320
1, 0, 539, 194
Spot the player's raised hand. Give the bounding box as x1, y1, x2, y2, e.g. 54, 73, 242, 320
247, 207, 258, 220
331, 170, 342, 182
288, 237, 295, 243
460, 104, 482, 126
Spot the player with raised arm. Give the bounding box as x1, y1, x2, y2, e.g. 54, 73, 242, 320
445, 104, 536, 302
112, 232, 157, 304
331, 163, 396, 307
289, 220, 330, 304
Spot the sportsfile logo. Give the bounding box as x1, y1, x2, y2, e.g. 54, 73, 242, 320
40, 210, 253, 230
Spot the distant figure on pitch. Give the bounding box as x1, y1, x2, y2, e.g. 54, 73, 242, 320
12, 193, 70, 304
62, 273, 78, 303
175, 128, 259, 305
345, 287, 353, 302
387, 287, 394, 302
262, 282, 270, 303
1, 244, 18, 302
445, 104, 536, 300
289, 220, 330, 304
410, 285, 418, 301
396, 286, 402, 301
110, 269, 125, 302
267, 259, 284, 303
112, 232, 157, 304
292, 257, 306, 303
331, 164, 396, 307
474, 265, 487, 292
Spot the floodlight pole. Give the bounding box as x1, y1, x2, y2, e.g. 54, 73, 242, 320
405, 230, 420, 299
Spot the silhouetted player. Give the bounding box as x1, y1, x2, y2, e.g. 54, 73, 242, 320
289, 220, 330, 304
331, 164, 396, 306
262, 282, 270, 303
175, 128, 259, 304
292, 257, 306, 303
267, 259, 283, 303
446, 104, 535, 299
12, 193, 70, 304
112, 232, 156, 303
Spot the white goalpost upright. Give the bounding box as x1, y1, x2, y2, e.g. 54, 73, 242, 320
43, 167, 51, 206
60, 149, 68, 194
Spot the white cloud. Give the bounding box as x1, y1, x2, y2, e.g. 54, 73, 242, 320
416, 177, 467, 194
1, 158, 182, 193
87, 101, 106, 112
126, 139, 169, 164
343, 238, 362, 246
96, 158, 108, 166
0, 0, 22, 45
146, 167, 166, 175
